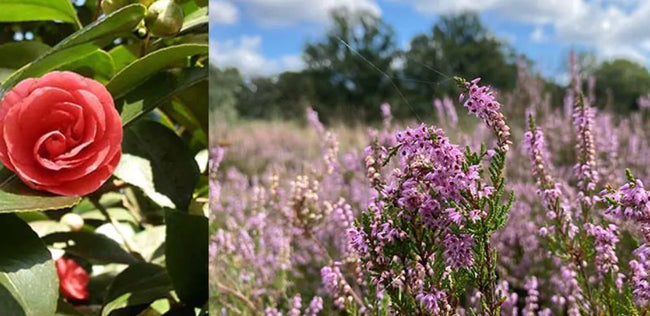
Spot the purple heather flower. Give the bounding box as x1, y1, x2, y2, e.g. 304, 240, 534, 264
443, 233, 474, 269
524, 126, 553, 189
442, 96, 458, 125
460, 78, 511, 152
380, 102, 392, 128
347, 227, 369, 257
496, 280, 518, 315
321, 265, 341, 290
415, 289, 447, 314
306, 107, 325, 135
288, 294, 302, 316
584, 223, 619, 276
631, 244, 650, 304
603, 179, 650, 225
523, 276, 540, 316
572, 95, 598, 195
305, 296, 323, 316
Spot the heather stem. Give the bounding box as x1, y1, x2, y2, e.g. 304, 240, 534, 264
216, 282, 259, 313
306, 231, 366, 309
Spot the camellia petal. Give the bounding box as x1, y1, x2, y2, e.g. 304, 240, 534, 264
0, 71, 123, 196
55, 257, 89, 301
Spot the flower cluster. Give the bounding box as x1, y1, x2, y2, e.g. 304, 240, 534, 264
393, 124, 486, 210
523, 120, 561, 210
306, 107, 325, 135
523, 276, 540, 316
630, 244, 650, 304
459, 77, 511, 152
287, 175, 323, 229
433, 96, 458, 126
603, 178, 650, 225
321, 263, 356, 309
346, 77, 513, 315
573, 95, 598, 197
584, 223, 620, 276
442, 233, 474, 269
415, 288, 448, 314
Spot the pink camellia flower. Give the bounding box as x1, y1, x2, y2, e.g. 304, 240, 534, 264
0, 71, 122, 196
56, 257, 89, 301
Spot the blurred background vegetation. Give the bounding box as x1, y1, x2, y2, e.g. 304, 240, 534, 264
212, 10, 650, 125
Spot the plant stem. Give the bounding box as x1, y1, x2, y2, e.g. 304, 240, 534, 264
94, 0, 102, 21
216, 282, 259, 313
306, 231, 365, 308
90, 198, 135, 252
140, 33, 151, 57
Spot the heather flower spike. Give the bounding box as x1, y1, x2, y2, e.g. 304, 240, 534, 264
349, 76, 514, 315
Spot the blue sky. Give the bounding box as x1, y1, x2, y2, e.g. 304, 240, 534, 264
211, 0, 650, 82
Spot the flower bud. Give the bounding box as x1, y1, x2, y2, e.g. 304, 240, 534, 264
61, 213, 85, 231
102, 0, 142, 14
145, 0, 184, 37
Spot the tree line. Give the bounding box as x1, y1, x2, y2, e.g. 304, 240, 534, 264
212, 11, 650, 124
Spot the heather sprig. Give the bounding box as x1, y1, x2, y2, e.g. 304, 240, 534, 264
350, 77, 513, 315
524, 79, 639, 314
573, 94, 598, 204
456, 76, 512, 153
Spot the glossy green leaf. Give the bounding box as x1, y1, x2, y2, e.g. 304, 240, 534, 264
180, 0, 200, 16
115, 120, 200, 210
180, 7, 207, 33
2, 44, 97, 88
47, 4, 144, 52
29, 220, 70, 237
117, 66, 208, 126
132, 226, 166, 262
0, 214, 58, 315
107, 44, 208, 98
42, 231, 139, 264
59, 49, 116, 83
0, 41, 51, 69
0, 0, 81, 27
165, 209, 207, 307
3, 47, 116, 85
80, 207, 138, 224
109, 45, 139, 73
163, 96, 208, 151
1, 4, 146, 92
173, 80, 208, 133
16, 211, 50, 223
102, 263, 173, 316
0, 168, 81, 213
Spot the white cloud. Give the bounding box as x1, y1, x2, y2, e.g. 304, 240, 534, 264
239, 0, 381, 27
530, 26, 546, 43
211, 35, 305, 77
404, 0, 582, 24
210, 0, 239, 25
399, 0, 650, 64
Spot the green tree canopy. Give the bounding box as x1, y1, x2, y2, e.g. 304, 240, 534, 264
303, 8, 401, 122
592, 59, 650, 112
402, 13, 517, 114
211, 67, 243, 123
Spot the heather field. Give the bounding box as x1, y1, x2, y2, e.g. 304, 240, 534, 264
210, 55, 650, 315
